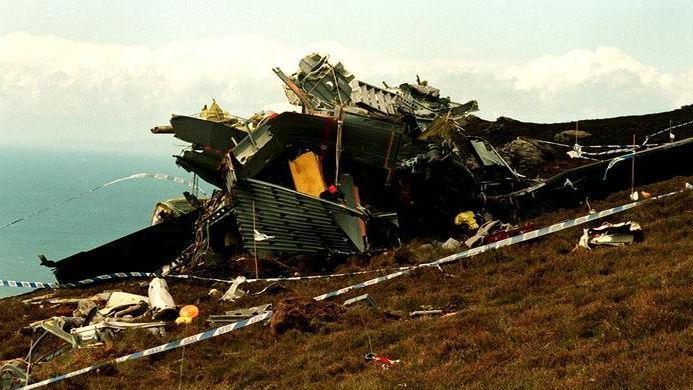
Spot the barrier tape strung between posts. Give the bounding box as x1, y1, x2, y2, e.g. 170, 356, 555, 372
0, 272, 156, 290
1, 187, 686, 291
577, 143, 663, 149
167, 266, 415, 284
312, 189, 683, 300
530, 138, 664, 149
576, 147, 636, 156
0, 188, 685, 291
18, 311, 272, 390
99, 173, 207, 196
17, 188, 686, 389
0, 266, 416, 290
642, 120, 693, 145
1, 206, 228, 290
523, 118, 693, 151
0, 172, 206, 231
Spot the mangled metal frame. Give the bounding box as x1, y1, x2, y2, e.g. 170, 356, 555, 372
150, 54, 537, 257
20, 315, 167, 374
41, 53, 693, 283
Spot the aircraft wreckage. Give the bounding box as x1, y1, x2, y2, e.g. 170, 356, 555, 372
42, 53, 693, 283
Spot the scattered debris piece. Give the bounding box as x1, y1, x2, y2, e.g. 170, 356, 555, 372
178, 305, 200, 322
208, 304, 273, 324
0, 358, 27, 390
465, 220, 534, 248
220, 276, 247, 302
577, 221, 643, 250
343, 294, 378, 308
151, 196, 206, 225
148, 278, 177, 321
483, 224, 535, 245
208, 288, 222, 299
269, 297, 345, 335
175, 317, 192, 325
365, 352, 400, 369
409, 310, 443, 317
251, 282, 281, 296
630, 190, 653, 201
24, 317, 166, 349
454, 211, 479, 229
441, 238, 462, 251
466, 220, 502, 248
99, 292, 148, 317
21, 293, 56, 305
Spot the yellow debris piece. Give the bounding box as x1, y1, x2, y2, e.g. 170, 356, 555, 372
454, 211, 479, 229
418, 112, 456, 141
289, 151, 327, 197
200, 99, 230, 121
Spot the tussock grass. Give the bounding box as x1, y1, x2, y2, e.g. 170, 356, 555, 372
1, 176, 691, 389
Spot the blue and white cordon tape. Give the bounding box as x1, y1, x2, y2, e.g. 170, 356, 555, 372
0, 272, 156, 290
0, 268, 415, 290
525, 119, 693, 153
167, 266, 414, 285
19, 187, 687, 389
642, 120, 693, 145
312, 189, 682, 300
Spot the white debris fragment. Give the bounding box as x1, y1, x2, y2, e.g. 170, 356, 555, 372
441, 238, 462, 251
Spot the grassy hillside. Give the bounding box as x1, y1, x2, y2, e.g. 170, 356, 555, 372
1, 176, 691, 389
465, 104, 693, 146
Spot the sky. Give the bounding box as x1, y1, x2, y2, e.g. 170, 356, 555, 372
1, 0, 692, 152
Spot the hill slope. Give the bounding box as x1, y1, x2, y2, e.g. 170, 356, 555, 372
465, 104, 693, 146
1, 176, 691, 389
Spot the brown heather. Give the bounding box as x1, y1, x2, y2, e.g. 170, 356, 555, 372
1, 176, 691, 389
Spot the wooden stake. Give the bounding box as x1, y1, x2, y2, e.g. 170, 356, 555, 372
631, 134, 636, 195
575, 121, 579, 145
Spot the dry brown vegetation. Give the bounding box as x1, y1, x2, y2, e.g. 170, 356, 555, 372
1, 176, 691, 389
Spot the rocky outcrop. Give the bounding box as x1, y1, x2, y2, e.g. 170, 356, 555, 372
554, 130, 592, 144
500, 138, 558, 174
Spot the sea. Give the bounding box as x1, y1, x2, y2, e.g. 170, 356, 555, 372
0, 145, 208, 298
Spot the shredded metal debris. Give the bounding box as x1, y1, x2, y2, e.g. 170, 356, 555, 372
37, 52, 692, 283
577, 221, 644, 250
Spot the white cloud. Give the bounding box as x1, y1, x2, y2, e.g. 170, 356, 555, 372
0, 33, 690, 151
501, 46, 674, 91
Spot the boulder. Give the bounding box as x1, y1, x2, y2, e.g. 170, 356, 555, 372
500, 138, 554, 173
554, 130, 591, 144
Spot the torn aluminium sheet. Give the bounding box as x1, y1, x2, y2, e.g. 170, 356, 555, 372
577, 221, 643, 250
